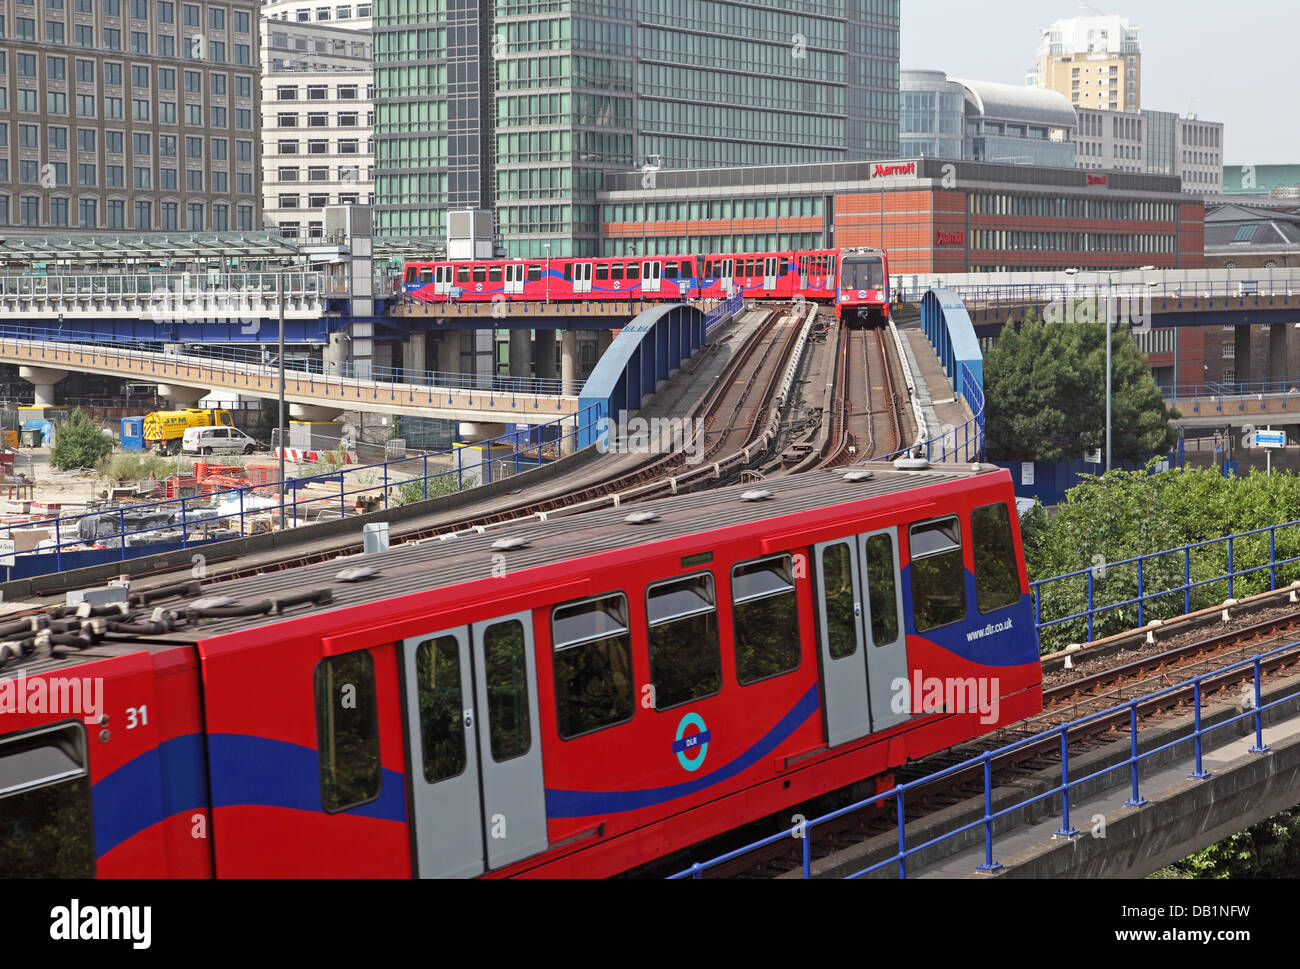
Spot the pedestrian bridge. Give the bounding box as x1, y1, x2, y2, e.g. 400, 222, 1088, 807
896, 268, 1300, 333
0, 328, 580, 424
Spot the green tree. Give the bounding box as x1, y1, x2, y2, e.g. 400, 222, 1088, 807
1026, 465, 1300, 651
985, 309, 1178, 463
49, 408, 113, 471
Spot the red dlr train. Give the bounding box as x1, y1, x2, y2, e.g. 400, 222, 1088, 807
402, 247, 890, 326
0, 461, 1039, 878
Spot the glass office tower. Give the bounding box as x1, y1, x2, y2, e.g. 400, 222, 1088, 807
373, 0, 901, 255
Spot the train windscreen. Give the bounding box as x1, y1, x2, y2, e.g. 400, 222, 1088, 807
842, 258, 885, 290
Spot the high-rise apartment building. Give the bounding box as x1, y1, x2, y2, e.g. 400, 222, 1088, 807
1027, 13, 1141, 114
0, 0, 261, 231
373, 0, 902, 255
259, 3, 373, 239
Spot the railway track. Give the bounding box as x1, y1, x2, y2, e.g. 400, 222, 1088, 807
807, 323, 908, 470
668, 607, 1300, 879
74, 304, 812, 592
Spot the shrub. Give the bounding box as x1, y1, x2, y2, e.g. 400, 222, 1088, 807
49, 409, 113, 471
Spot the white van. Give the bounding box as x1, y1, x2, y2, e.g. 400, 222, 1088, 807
182, 425, 260, 455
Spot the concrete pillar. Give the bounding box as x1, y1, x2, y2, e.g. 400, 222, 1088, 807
473, 329, 495, 390
18, 366, 67, 407
1268, 324, 1288, 385
439, 329, 462, 376
458, 422, 507, 443
155, 383, 205, 407
596, 329, 614, 358
324, 330, 350, 377
535, 329, 557, 381
404, 330, 427, 377
509, 327, 532, 379
289, 403, 344, 421
561, 329, 579, 395
1234, 326, 1251, 384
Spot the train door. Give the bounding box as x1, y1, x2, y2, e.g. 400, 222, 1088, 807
798, 254, 810, 290
642, 261, 661, 294
505, 263, 526, 296
813, 540, 872, 745
763, 256, 779, 294
434, 265, 453, 297
401, 612, 547, 878
719, 258, 734, 295
858, 528, 909, 732
573, 262, 593, 295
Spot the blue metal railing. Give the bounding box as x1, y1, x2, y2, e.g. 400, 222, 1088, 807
896, 278, 1299, 306
672, 642, 1296, 879
880, 361, 985, 464
704, 292, 745, 331
1160, 378, 1300, 400
0, 404, 606, 578
0, 322, 577, 398
1032, 518, 1300, 649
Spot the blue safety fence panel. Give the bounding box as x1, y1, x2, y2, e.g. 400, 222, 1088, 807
921, 289, 983, 398
577, 303, 710, 448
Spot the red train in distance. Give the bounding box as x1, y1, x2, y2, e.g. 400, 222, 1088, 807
401, 247, 890, 325
0, 461, 1039, 879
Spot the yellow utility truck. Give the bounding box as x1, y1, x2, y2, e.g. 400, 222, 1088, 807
144, 408, 234, 455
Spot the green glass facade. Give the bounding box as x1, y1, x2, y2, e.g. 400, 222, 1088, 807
374, 0, 900, 254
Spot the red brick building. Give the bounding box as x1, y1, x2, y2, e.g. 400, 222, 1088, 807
599, 157, 1204, 274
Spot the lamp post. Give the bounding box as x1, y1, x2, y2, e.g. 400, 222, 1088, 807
1065, 265, 1156, 473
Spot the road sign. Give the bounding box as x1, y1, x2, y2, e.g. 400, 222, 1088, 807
1255, 430, 1286, 449
0, 539, 14, 567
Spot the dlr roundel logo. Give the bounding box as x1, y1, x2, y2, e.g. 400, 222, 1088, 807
673, 712, 711, 771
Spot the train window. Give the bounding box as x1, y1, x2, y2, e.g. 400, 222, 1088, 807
973, 503, 1022, 613
626, 263, 640, 281
610, 264, 624, 281
314, 651, 382, 813
732, 555, 800, 684
909, 517, 967, 633
415, 636, 467, 783
551, 593, 635, 738
820, 543, 858, 659
646, 573, 722, 710
703, 259, 713, 277
456, 266, 471, 283
664, 262, 678, 280
417, 268, 433, 285
488, 266, 502, 283
681, 259, 695, 277
482, 619, 532, 762
863, 534, 900, 646
527, 265, 542, 282
596, 263, 609, 281
563, 263, 573, 282
405, 267, 416, 283
0, 724, 94, 877
472, 266, 486, 283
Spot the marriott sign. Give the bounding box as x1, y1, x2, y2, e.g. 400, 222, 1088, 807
872, 162, 917, 179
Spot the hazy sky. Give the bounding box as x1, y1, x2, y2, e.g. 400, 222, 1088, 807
900, 1, 1294, 164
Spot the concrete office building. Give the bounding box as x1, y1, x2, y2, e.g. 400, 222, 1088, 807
600, 156, 1203, 274
1028, 13, 1141, 113
372, 0, 903, 255
261, 0, 371, 29
1075, 106, 1145, 173
259, 10, 373, 238
0, 0, 261, 231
